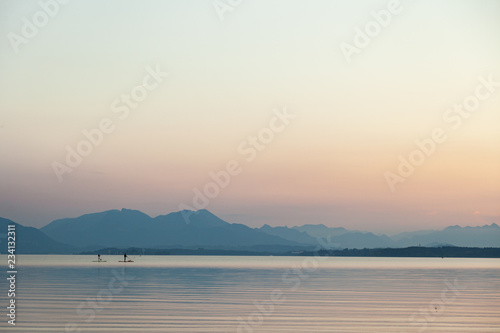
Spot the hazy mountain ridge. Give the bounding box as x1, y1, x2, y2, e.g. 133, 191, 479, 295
287, 223, 500, 248
259, 225, 318, 245
260, 224, 398, 249
392, 223, 500, 247
390, 230, 436, 242
40, 209, 305, 251
292, 224, 350, 238
288, 224, 396, 249
1, 210, 498, 254
0, 217, 75, 254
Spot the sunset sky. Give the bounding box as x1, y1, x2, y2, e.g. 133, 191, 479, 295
1, 0, 499, 233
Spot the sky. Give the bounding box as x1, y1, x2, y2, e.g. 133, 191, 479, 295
0, 0, 499, 233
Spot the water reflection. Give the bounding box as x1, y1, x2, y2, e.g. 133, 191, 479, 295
0, 256, 498, 332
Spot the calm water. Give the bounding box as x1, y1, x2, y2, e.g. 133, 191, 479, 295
0, 255, 499, 332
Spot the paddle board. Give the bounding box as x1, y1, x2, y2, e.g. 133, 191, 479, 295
118, 260, 134, 262
92, 260, 107, 262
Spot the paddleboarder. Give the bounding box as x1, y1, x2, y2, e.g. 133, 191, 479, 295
124, 253, 127, 262
97, 254, 101, 262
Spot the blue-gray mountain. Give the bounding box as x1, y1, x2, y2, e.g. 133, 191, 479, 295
1, 209, 499, 254
0, 217, 75, 254
288, 224, 396, 249
281, 223, 500, 248
267, 223, 500, 248
40, 209, 310, 252
391, 224, 500, 248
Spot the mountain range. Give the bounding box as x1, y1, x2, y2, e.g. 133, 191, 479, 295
0, 217, 74, 254
1, 209, 499, 254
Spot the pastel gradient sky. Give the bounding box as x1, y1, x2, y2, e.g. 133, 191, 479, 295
1, 0, 499, 233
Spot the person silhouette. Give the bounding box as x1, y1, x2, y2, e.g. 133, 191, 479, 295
124, 253, 127, 262
97, 254, 101, 262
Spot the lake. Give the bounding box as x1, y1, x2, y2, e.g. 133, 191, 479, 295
0, 255, 499, 332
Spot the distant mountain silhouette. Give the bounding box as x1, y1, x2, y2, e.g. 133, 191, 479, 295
286, 224, 396, 248
1, 209, 498, 254
40, 209, 306, 250
259, 222, 500, 249
258, 225, 318, 245
293, 224, 350, 238
0, 217, 74, 254
392, 223, 500, 247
